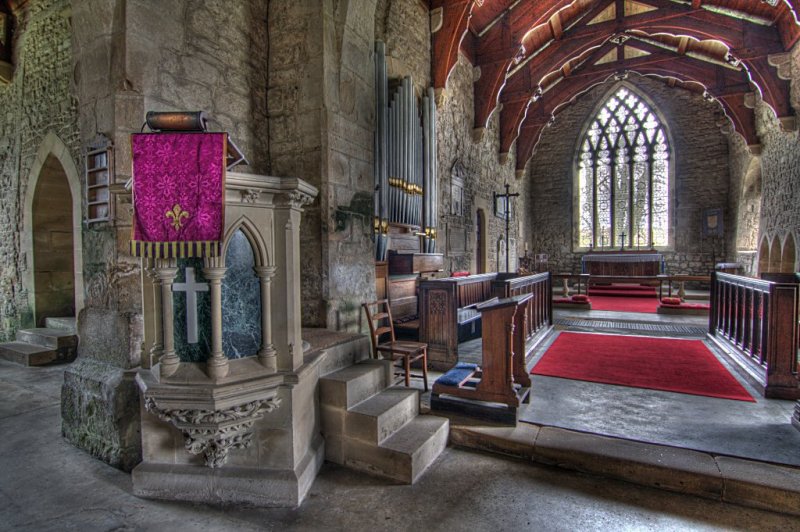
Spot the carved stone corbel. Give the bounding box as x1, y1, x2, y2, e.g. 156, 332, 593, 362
144, 395, 281, 468
288, 190, 315, 209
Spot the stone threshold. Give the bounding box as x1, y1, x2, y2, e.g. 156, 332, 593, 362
449, 422, 800, 517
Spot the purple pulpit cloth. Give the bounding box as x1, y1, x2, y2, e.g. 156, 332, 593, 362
130, 133, 227, 258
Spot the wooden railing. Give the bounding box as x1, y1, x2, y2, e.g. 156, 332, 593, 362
493, 272, 553, 356
709, 272, 799, 399
457, 273, 496, 308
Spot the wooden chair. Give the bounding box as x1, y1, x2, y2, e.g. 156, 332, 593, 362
363, 299, 429, 391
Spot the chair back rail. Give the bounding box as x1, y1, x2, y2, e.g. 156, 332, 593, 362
710, 272, 799, 399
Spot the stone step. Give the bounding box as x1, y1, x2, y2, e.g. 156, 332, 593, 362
44, 317, 77, 334
15, 328, 78, 350
0, 342, 59, 366
319, 360, 390, 410
346, 387, 419, 444
343, 415, 449, 484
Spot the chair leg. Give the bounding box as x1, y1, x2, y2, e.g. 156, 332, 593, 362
404, 355, 411, 387
422, 349, 428, 392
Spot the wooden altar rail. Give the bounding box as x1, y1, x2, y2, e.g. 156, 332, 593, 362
493, 272, 553, 359
709, 272, 799, 399
550, 273, 711, 300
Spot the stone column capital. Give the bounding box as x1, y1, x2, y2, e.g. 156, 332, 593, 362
254, 265, 277, 279
201, 267, 228, 281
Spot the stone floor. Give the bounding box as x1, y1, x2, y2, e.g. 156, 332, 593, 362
451, 307, 800, 467
2, 359, 800, 531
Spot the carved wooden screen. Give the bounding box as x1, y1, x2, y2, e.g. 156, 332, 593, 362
578, 86, 670, 249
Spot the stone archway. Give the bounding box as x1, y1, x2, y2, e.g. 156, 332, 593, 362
22, 132, 84, 326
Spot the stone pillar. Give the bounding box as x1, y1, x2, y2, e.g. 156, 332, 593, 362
203, 260, 229, 380
272, 192, 313, 371
155, 258, 179, 378
254, 265, 277, 371
146, 259, 163, 369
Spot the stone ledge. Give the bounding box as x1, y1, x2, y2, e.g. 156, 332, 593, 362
450, 423, 800, 516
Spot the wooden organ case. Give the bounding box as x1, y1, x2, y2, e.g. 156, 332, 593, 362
373, 42, 443, 331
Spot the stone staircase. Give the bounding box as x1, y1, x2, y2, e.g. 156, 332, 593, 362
320, 359, 449, 484
0, 317, 78, 366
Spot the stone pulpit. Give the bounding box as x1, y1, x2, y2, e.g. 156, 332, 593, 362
132, 171, 321, 507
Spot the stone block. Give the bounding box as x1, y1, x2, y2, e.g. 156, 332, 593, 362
76, 307, 144, 369
0, 341, 58, 366
449, 423, 539, 461
61, 358, 141, 471
346, 387, 419, 444
533, 427, 723, 500
318, 362, 386, 409
716, 456, 800, 516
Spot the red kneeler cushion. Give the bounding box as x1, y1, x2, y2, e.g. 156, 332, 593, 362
661, 297, 682, 305
571, 294, 590, 303
451, 271, 470, 278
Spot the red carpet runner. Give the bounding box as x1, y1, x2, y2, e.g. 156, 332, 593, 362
532, 332, 755, 402
589, 295, 659, 313
588, 284, 659, 313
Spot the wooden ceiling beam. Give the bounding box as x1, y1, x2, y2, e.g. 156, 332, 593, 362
431, 0, 478, 105
513, 59, 763, 172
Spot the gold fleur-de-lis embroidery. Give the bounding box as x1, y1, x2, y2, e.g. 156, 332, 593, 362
166, 204, 190, 230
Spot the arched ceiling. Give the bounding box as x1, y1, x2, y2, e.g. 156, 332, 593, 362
431, 0, 800, 176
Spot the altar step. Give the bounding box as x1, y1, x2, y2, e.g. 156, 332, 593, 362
320, 360, 448, 484
0, 321, 78, 366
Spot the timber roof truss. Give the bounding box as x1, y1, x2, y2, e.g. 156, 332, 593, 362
430, 0, 800, 174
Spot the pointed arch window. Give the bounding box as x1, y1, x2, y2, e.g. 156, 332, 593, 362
577, 86, 671, 249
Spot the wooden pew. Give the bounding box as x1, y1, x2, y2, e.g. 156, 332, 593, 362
419, 273, 498, 370
431, 294, 532, 423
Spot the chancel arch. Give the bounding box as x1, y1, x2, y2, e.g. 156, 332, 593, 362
574, 83, 674, 251
22, 132, 84, 326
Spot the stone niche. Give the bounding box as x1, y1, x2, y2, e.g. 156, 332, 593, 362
132, 171, 323, 507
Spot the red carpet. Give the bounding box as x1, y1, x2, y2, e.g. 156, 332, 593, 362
532, 332, 755, 402
589, 295, 659, 313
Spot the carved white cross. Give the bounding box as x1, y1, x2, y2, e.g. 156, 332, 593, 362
173, 267, 209, 344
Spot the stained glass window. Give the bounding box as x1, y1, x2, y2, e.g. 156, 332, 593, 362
577, 86, 671, 249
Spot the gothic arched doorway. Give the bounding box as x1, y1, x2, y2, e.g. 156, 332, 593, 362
32, 155, 75, 324
23, 133, 84, 327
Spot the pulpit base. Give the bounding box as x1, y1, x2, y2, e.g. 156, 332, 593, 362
132, 435, 324, 507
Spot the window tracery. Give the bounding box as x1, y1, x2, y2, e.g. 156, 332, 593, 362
577, 86, 671, 249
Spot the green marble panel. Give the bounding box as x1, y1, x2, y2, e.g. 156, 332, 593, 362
222, 230, 261, 359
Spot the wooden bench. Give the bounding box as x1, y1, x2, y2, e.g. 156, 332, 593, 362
420, 272, 554, 371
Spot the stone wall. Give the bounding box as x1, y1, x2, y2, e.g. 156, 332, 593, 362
268, 0, 378, 331
0, 0, 80, 340
525, 75, 730, 275
755, 103, 800, 272
436, 53, 523, 274
726, 134, 761, 260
